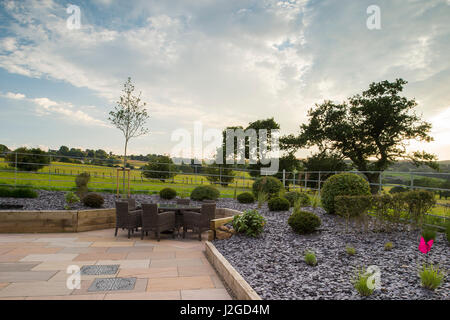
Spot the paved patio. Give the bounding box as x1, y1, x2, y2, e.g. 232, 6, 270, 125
0, 229, 232, 300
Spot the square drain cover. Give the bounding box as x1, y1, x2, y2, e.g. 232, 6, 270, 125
80, 265, 119, 275
88, 277, 137, 292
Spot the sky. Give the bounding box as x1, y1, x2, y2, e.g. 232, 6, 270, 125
0, 0, 449, 160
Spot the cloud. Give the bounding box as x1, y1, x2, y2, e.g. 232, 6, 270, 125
1, 91, 108, 127
0, 0, 449, 158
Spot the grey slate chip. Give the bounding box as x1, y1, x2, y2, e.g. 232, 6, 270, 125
88, 277, 137, 292
80, 265, 119, 275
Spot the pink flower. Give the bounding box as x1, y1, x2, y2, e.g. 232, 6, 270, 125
418, 237, 433, 254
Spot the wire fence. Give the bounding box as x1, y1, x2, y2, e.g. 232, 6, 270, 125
0, 151, 449, 222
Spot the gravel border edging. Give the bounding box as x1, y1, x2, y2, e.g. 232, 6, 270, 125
205, 241, 262, 300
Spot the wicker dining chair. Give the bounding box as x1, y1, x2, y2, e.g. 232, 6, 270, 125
141, 203, 176, 241
114, 201, 142, 239
182, 203, 216, 241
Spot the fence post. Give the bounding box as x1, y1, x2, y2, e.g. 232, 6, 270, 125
48, 155, 52, 187
14, 152, 17, 187
410, 173, 414, 190
219, 166, 222, 186
293, 173, 296, 191
318, 171, 321, 195
282, 169, 286, 188
304, 172, 307, 191
379, 172, 382, 194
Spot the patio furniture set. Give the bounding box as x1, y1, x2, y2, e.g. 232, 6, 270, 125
114, 198, 216, 241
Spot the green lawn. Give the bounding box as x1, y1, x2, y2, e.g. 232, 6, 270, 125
0, 159, 254, 198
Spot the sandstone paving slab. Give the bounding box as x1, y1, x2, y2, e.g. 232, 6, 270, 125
147, 276, 215, 292
96, 259, 150, 269
181, 288, 232, 300
177, 264, 216, 277
57, 247, 108, 254
20, 253, 78, 262
117, 267, 178, 279
7, 247, 62, 255
31, 260, 97, 271
73, 253, 127, 261
0, 281, 73, 298
150, 258, 205, 268
0, 271, 57, 282
33, 238, 78, 243
126, 251, 175, 260
0, 254, 27, 263
0, 263, 39, 272
25, 294, 106, 300
104, 290, 181, 300
46, 242, 93, 248
91, 242, 134, 247
107, 246, 155, 253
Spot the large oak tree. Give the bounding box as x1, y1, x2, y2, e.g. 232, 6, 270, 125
281, 79, 437, 193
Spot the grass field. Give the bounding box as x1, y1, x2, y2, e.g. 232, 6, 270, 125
0, 159, 255, 197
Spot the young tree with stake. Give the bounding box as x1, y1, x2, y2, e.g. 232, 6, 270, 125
109, 77, 149, 197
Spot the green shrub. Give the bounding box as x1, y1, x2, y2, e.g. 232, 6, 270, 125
372, 194, 395, 231
403, 190, 436, 228
159, 187, 177, 200
12, 188, 38, 198
353, 267, 374, 296
384, 242, 394, 251
346, 246, 356, 255
304, 250, 317, 266
335, 195, 372, 232
0, 187, 12, 197
419, 263, 445, 290
284, 191, 310, 207
256, 191, 268, 209
190, 185, 220, 201
75, 172, 90, 197
288, 209, 321, 234
268, 197, 290, 211
65, 191, 80, 210
232, 209, 266, 237
421, 228, 437, 242
0, 187, 38, 198
237, 192, 255, 204
82, 193, 104, 208
321, 173, 371, 214
252, 176, 282, 198
389, 186, 408, 194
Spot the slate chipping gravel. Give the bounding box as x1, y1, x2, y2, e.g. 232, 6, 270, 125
1, 190, 448, 300
213, 204, 449, 300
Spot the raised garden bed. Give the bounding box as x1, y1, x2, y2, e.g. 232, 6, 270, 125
213, 204, 449, 300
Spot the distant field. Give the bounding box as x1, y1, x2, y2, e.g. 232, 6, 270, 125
0, 158, 254, 197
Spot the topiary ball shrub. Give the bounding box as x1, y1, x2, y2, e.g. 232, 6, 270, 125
237, 192, 255, 204
284, 191, 311, 207
321, 173, 371, 214
159, 187, 177, 200
288, 209, 321, 234
252, 176, 282, 198
268, 197, 290, 211
190, 185, 220, 201
389, 186, 407, 194
82, 193, 104, 208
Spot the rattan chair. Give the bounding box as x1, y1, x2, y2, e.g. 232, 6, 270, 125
182, 203, 216, 241
141, 203, 176, 241
114, 201, 142, 239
